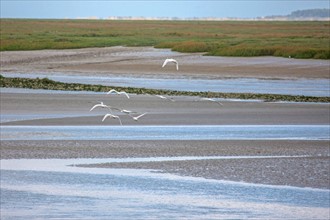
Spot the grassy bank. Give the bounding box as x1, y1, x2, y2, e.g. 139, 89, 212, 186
1, 75, 329, 103
0, 19, 329, 59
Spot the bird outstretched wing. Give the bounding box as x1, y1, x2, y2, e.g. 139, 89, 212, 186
162, 58, 179, 71
162, 59, 170, 67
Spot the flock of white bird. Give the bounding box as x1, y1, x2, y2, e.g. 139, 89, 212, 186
90, 58, 222, 125
90, 89, 148, 125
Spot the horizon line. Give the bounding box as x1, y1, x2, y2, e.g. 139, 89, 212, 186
1, 16, 329, 21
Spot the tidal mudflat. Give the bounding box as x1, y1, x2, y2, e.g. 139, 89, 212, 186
1, 47, 329, 219
1, 155, 329, 219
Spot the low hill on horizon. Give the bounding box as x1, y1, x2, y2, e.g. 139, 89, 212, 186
289, 9, 329, 18
265, 8, 329, 19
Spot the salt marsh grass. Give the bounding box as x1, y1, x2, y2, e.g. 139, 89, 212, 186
0, 19, 329, 59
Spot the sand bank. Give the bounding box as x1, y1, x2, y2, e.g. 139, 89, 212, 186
1, 139, 329, 189
1, 47, 329, 190
1, 91, 329, 125
1, 46, 329, 79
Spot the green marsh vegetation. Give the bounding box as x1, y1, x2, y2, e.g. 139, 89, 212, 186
1, 19, 329, 59
1, 75, 329, 103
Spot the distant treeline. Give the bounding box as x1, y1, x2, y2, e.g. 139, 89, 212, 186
289, 9, 329, 18
266, 9, 330, 19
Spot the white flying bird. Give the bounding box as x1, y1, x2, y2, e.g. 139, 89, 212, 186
129, 112, 148, 121
120, 109, 138, 114
102, 113, 122, 125
200, 98, 223, 106
162, 58, 179, 71
90, 102, 110, 111
90, 102, 120, 113
155, 95, 175, 102
107, 89, 130, 99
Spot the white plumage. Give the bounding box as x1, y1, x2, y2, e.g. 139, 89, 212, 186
200, 98, 223, 106
102, 113, 122, 125
129, 112, 148, 121
107, 89, 130, 99
90, 102, 109, 111
162, 58, 179, 71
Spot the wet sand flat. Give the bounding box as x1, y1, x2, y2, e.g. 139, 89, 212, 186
1, 46, 329, 79
1, 47, 329, 190
1, 90, 329, 188
1, 92, 329, 126
1, 90, 329, 189
1, 139, 329, 189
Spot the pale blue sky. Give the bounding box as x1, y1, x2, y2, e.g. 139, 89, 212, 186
1, 0, 329, 19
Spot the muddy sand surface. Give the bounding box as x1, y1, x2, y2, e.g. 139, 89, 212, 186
1, 90, 329, 189
1, 47, 329, 189
1, 139, 329, 189
1, 46, 329, 79
1, 92, 329, 125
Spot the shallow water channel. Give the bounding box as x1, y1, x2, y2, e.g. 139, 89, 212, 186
1, 72, 329, 218
1, 125, 329, 141
1, 125, 329, 218
1, 156, 329, 219
3, 73, 330, 97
